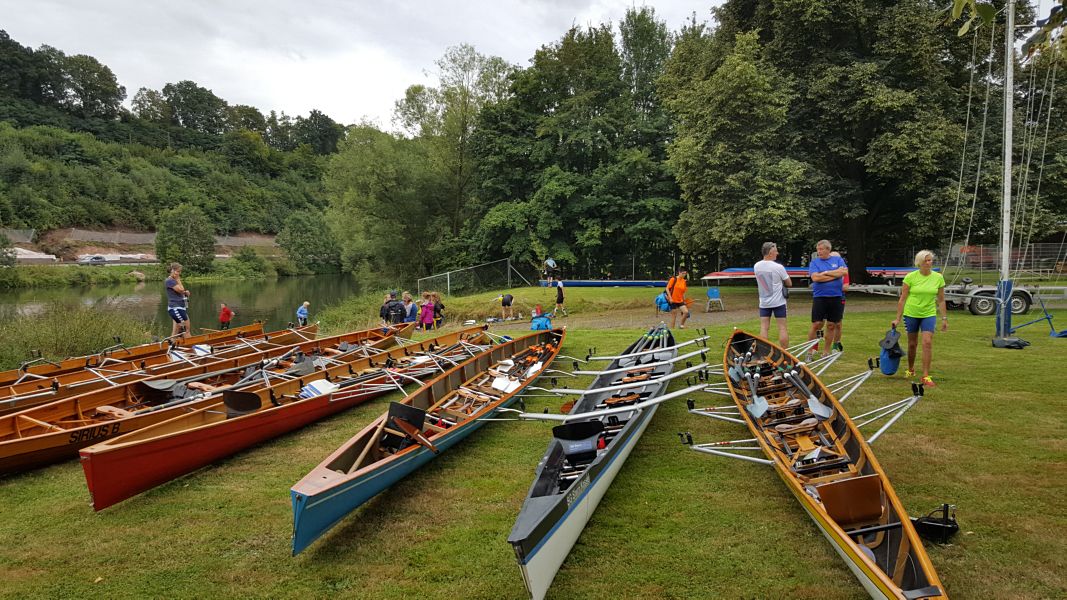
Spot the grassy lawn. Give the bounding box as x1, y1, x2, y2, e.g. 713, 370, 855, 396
0, 286, 1064, 599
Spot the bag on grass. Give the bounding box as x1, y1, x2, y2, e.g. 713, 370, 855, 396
878, 327, 904, 375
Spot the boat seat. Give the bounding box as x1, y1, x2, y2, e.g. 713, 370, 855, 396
816, 474, 885, 529
95, 405, 133, 418
775, 417, 818, 435
553, 420, 605, 466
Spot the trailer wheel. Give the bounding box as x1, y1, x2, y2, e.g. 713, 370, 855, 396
1010, 293, 1031, 315
968, 293, 996, 316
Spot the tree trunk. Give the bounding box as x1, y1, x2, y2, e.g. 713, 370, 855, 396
844, 216, 868, 284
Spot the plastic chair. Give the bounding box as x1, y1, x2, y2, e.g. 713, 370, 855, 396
705, 287, 725, 312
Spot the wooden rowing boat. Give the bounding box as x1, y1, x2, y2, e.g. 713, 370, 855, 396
508, 325, 707, 600
0, 323, 266, 387
290, 328, 565, 555
0, 324, 323, 415
79, 325, 489, 510
0, 323, 410, 475
723, 330, 946, 599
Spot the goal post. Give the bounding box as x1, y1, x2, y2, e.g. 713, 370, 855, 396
417, 258, 533, 296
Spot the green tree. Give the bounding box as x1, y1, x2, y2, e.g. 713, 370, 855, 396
394, 44, 514, 258
64, 54, 125, 118
220, 129, 274, 175
276, 211, 340, 272
292, 109, 344, 154
471, 21, 679, 277
265, 110, 296, 150
228, 104, 267, 134
325, 124, 432, 277
131, 87, 171, 123
155, 204, 216, 272
0, 30, 38, 100
663, 31, 825, 256
162, 80, 229, 134
663, 0, 975, 276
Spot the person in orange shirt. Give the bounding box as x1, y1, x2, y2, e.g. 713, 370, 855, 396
667, 268, 690, 329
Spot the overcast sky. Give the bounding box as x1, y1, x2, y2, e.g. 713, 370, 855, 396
0, 1, 723, 128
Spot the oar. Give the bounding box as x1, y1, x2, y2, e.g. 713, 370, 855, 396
392, 417, 439, 454
743, 371, 769, 419
782, 370, 833, 420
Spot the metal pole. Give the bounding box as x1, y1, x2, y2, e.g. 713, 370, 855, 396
507, 258, 511, 289
446, 272, 451, 296
997, 0, 1016, 339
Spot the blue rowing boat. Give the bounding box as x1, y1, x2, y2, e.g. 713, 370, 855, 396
289, 328, 564, 555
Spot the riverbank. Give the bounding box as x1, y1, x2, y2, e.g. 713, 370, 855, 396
0, 256, 304, 291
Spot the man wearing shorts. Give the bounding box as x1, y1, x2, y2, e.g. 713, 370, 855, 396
165, 262, 191, 338
501, 293, 514, 320
807, 240, 847, 357
754, 242, 792, 347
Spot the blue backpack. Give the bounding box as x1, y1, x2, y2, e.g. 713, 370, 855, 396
531, 314, 552, 331
654, 291, 671, 312
878, 327, 905, 375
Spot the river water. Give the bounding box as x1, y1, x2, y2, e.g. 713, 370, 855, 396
0, 274, 360, 335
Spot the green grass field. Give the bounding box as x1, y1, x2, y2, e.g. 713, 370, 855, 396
1, 286, 1064, 599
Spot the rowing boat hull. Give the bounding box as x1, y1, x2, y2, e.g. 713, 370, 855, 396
513, 404, 658, 600
0, 400, 216, 475
290, 404, 509, 555
290, 329, 564, 555
80, 326, 480, 510
508, 326, 678, 599
0, 323, 321, 413
793, 485, 894, 600
0, 323, 266, 386
82, 383, 386, 510
0, 324, 402, 476
722, 330, 945, 599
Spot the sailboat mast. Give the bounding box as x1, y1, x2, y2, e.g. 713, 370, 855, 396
996, 0, 1016, 338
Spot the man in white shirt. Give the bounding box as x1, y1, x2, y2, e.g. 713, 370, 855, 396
754, 241, 792, 347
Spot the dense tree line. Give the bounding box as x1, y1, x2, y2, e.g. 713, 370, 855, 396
0, 29, 343, 241
3, 3, 1065, 282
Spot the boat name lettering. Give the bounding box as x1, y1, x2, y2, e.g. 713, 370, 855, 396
566, 475, 589, 508
69, 424, 120, 445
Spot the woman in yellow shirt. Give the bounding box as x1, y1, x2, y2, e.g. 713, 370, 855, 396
891, 250, 948, 387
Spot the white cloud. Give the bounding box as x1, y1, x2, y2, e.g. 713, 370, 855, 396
0, 0, 721, 127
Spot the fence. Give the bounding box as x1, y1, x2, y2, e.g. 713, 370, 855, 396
59, 229, 277, 247
0, 228, 36, 244
417, 259, 532, 296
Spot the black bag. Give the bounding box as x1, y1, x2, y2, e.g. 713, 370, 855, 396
387, 300, 406, 324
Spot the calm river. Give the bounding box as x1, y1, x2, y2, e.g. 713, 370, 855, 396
0, 274, 360, 335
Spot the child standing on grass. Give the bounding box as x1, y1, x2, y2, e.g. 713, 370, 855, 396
420, 292, 436, 330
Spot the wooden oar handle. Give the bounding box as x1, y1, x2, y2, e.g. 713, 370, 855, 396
392, 417, 439, 454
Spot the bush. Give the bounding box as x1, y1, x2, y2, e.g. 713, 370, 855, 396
0, 302, 156, 369
155, 204, 215, 273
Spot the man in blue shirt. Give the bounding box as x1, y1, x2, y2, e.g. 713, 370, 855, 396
807, 240, 848, 356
